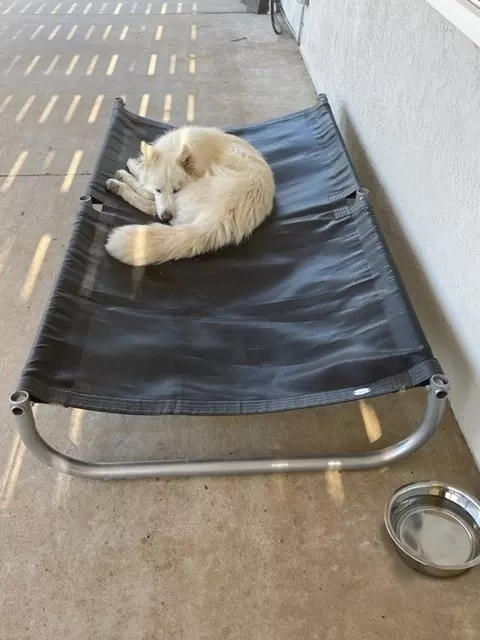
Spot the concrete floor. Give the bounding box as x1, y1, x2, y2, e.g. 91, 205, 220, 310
1, 1, 479, 638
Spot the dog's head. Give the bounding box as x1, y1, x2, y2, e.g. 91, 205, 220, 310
140, 131, 200, 224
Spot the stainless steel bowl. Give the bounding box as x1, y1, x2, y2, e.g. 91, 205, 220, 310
384, 481, 480, 577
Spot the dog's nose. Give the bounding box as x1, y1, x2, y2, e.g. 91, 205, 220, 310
160, 211, 173, 224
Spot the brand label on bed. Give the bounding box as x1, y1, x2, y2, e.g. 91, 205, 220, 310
353, 388, 371, 396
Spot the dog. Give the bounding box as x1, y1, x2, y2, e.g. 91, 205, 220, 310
104, 126, 275, 266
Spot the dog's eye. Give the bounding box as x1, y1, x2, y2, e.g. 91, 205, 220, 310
155, 188, 162, 194
173, 188, 180, 194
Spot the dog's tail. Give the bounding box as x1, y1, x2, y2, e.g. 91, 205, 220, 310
105, 221, 229, 266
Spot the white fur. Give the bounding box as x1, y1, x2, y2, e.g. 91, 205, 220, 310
105, 127, 275, 266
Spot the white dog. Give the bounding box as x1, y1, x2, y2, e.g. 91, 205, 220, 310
105, 126, 275, 266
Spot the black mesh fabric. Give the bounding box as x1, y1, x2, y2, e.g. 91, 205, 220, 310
18, 96, 442, 414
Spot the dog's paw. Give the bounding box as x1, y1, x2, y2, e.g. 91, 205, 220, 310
105, 225, 150, 266
106, 178, 122, 195
127, 158, 141, 176
115, 169, 130, 182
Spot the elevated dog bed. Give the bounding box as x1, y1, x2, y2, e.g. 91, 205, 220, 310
10, 96, 449, 479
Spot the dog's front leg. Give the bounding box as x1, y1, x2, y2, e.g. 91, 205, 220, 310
115, 169, 155, 201
126, 157, 143, 179
106, 179, 156, 216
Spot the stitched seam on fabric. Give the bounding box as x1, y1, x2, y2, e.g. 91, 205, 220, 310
69, 204, 113, 403
304, 106, 358, 206
20, 359, 442, 415
350, 203, 412, 382
341, 205, 409, 383
58, 203, 96, 402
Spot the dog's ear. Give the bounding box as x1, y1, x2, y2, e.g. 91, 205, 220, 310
140, 141, 159, 165
178, 144, 196, 175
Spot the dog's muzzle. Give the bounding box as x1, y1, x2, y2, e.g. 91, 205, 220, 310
160, 211, 173, 224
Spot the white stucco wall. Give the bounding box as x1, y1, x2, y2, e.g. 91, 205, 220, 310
283, 0, 480, 465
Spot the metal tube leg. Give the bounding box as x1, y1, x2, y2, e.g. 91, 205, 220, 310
9, 375, 450, 480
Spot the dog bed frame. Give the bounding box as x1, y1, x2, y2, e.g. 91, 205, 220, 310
10, 96, 450, 480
